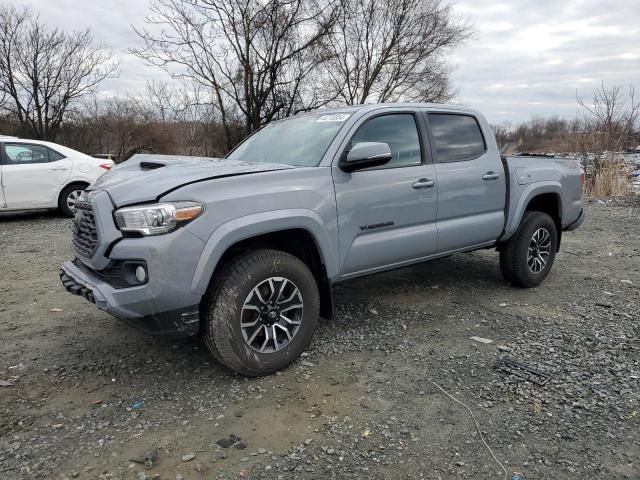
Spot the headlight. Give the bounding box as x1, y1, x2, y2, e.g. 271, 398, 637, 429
114, 202, 204, 236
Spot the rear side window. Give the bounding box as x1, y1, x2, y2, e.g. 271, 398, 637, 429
349, 114, 421, 168
428, 114, 486, 162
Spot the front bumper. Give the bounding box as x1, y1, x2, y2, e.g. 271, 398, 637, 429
60, 258, 201, 338
564, 208, 585, 231
62, 189, 208, 337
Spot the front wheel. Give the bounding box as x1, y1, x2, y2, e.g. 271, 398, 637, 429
499, 211, 558, 288
202, 249, 320, 376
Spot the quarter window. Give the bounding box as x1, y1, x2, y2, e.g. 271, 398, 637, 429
428, 114, 486, 162
349, 114, 422, 168
48, 149, 66, 161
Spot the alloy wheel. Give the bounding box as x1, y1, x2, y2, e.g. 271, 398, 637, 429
527, 227, 552, 273
240, 277, 304, 353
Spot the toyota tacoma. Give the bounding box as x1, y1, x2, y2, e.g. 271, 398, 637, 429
59, 103, 585, 375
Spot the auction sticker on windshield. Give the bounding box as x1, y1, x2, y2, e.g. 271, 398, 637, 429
317, 113, 351, 122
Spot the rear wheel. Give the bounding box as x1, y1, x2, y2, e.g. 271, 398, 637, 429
202, 249, 319, 376
58, 184, 87, 217
499, 211, 557, 288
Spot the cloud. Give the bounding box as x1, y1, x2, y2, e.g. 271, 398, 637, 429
11, 0, 640, 124
451, 0, 640, 123
12, 0, 162, 97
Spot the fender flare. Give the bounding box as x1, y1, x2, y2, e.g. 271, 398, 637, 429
190, 209, 339, 295
500, 182, 563, 241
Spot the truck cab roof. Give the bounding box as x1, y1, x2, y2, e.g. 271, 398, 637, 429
293, 102, 479, 118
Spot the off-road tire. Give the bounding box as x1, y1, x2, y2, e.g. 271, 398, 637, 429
58, 184, 87, 217
202, 249, 319, 376
499, 211, 558, 288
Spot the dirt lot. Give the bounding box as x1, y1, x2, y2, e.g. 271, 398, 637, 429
1, 200, 638, 480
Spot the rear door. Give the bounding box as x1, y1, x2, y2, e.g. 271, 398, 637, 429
333, 110, 438, 277
1, 143, 71, 209
425, 112, 506, 251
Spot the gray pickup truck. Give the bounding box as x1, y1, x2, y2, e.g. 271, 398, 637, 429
60, 103, 584, 375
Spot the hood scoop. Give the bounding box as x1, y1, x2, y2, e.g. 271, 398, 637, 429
140, 161, 166, 170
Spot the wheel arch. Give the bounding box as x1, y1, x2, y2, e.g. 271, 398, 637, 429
192, 210, 338, 319
501, 183, 563, 250
58, 180, 90, 201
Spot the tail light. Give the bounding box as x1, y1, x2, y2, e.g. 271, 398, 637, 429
99, 163, 113, 170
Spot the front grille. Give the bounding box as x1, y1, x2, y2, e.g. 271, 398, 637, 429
72, 201, 99, 257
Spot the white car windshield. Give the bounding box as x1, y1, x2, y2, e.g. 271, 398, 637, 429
227, 113, 351, 167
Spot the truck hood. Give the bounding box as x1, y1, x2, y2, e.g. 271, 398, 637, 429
90, 154, 294, 206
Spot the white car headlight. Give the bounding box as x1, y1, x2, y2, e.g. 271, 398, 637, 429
114, 202, 204, 236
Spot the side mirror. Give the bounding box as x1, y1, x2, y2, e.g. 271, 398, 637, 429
339, 142, 392, 172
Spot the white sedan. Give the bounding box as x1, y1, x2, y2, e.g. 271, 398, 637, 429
0, 136, 113, 217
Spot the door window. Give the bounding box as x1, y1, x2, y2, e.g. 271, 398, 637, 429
348, 114, 422, 168
3, 143, 64, 164
428, 114, 486, 162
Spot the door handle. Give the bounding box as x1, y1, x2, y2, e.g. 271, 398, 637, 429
412, 178, 435, 189
482, 171, 500, 180
51, 167, 68, 171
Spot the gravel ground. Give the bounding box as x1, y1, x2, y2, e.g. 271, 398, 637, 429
0, 199, 638, 480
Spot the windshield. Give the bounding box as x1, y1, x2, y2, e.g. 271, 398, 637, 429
227, 113, 351, 167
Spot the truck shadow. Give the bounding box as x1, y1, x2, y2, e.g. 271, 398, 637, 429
333, 252, 505, 305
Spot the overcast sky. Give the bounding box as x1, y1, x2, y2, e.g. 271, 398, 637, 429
12, 0, 640, 124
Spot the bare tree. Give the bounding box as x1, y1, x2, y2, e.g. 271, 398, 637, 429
144, 80, 184, 123
576, 82, 639, 196
144, 79, 227, 155
0, 4, 118, 140
0, 85, 6, 111
62, 95, 182, 161
132, 0, 341, 150
323, 0, 470, 105
577, 82, 640, 156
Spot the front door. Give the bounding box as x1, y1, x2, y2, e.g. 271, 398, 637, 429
1, 143, 71, 209
333, 112, 438, 277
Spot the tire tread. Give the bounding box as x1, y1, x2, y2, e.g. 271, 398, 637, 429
499, 211, 557, 288
202, 249, 319, 376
